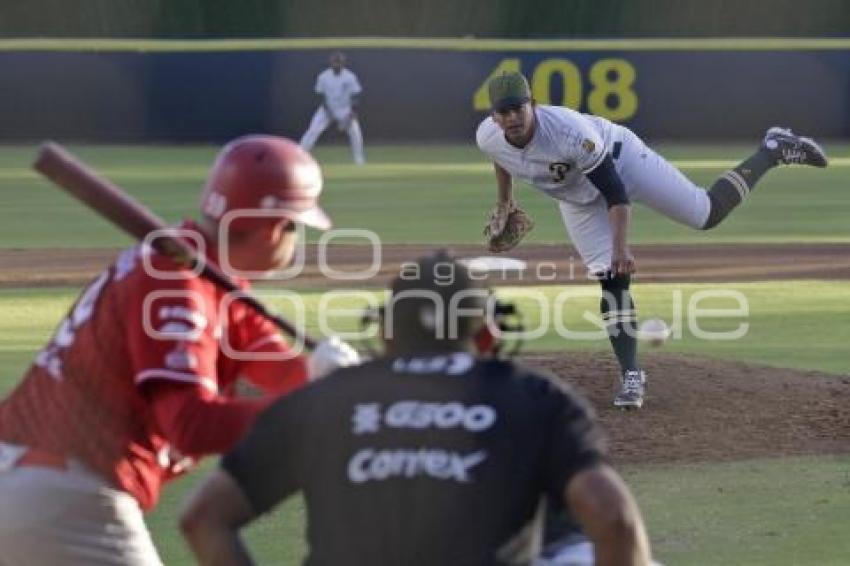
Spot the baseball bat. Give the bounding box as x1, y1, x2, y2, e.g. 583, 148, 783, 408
32, 141, 317, 350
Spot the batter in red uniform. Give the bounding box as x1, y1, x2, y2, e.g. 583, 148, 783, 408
0, 135, 359, 565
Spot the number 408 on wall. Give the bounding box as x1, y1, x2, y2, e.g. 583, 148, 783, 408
473, 57, 638, 122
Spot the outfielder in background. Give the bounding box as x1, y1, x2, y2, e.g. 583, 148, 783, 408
299, 50, 366, 165
180, 251, 654, 566
477, 71, 828, 410
0, 135, 359, 565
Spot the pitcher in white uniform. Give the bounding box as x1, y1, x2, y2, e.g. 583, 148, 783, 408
300, 51, 366, 165
477, 71, 828, 409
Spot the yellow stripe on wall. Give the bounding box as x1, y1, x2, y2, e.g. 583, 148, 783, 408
1, 36, 850, 52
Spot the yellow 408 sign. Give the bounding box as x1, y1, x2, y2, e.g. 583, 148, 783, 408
473, 58, 638, 122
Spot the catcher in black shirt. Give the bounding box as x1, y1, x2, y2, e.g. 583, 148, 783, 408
181, 251, 652, 566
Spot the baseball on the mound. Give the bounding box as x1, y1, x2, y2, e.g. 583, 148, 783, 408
638, 318, 671, 347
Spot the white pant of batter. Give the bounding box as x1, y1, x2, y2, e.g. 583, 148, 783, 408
0, 443, 163, 566
299, 106, 366, 164
535, 540, 664, 566
559, 126, 711, 271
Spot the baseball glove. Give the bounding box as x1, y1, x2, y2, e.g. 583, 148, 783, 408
483, 201, 534, 253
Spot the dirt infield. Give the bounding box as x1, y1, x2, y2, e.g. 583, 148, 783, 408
2, 242, 849, 288
523, 352, 849, 465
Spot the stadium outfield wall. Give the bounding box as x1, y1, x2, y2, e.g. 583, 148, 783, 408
0, 37, 847, 143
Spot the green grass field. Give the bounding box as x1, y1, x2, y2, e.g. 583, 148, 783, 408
142, 454, 850, 565
3, 281, 848, 380
0, 142, 848, 247
1, 143, 848, 564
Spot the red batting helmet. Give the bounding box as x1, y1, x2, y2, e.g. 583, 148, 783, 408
200, 135, 331, 230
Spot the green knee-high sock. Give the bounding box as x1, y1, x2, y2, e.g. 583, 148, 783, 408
600, 274, 638, 373
702, 147, 776, 229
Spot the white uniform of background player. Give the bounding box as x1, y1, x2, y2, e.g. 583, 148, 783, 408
300, 51, 366, 165
477, 71, 827, 410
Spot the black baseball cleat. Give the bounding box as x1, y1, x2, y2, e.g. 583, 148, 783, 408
762, 127, 828, 168
613, 369, 645, 410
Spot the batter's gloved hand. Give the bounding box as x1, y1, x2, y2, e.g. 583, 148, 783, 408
484, 201, 534, 253
307, 336, 361, 381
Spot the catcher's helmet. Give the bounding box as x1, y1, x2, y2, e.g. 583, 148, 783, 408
357, 250, 524, 357
200, 135, 331, 230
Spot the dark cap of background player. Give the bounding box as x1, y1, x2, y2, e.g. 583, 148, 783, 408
488, 71, 532, 112
329, 50, 346, 70
383, 250, 489, 355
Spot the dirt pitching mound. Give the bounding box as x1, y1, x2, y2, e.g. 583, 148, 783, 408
520, 352, 849, 464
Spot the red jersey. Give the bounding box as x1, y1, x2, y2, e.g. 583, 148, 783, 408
0, 223, 307, 509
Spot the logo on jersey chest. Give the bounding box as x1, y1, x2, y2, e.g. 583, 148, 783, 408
548, 162, 572, 182
347, 448, 487, 484
351, 401, 497, 435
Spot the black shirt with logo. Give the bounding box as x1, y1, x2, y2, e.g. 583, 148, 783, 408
222, 353, 605, 566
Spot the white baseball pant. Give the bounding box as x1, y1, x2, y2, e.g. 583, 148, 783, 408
0, 443, 163, 566
558, 126, 711, 271
536, 538, 664, 566
299, 106, 365, 164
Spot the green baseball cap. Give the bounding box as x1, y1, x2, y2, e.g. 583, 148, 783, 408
488, 71, 531, 111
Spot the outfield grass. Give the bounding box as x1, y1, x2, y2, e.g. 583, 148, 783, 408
0, 143, 848, 248
1, 281, 848, 391
145, 454, 850, 565
625, 454, 850, 565
2, 281, 845, 388
146, 462, 308, 565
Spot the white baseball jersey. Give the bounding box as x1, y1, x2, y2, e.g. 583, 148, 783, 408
476, 104, 711, 269
315, 68, 362, 116
476, 105, 619, 205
